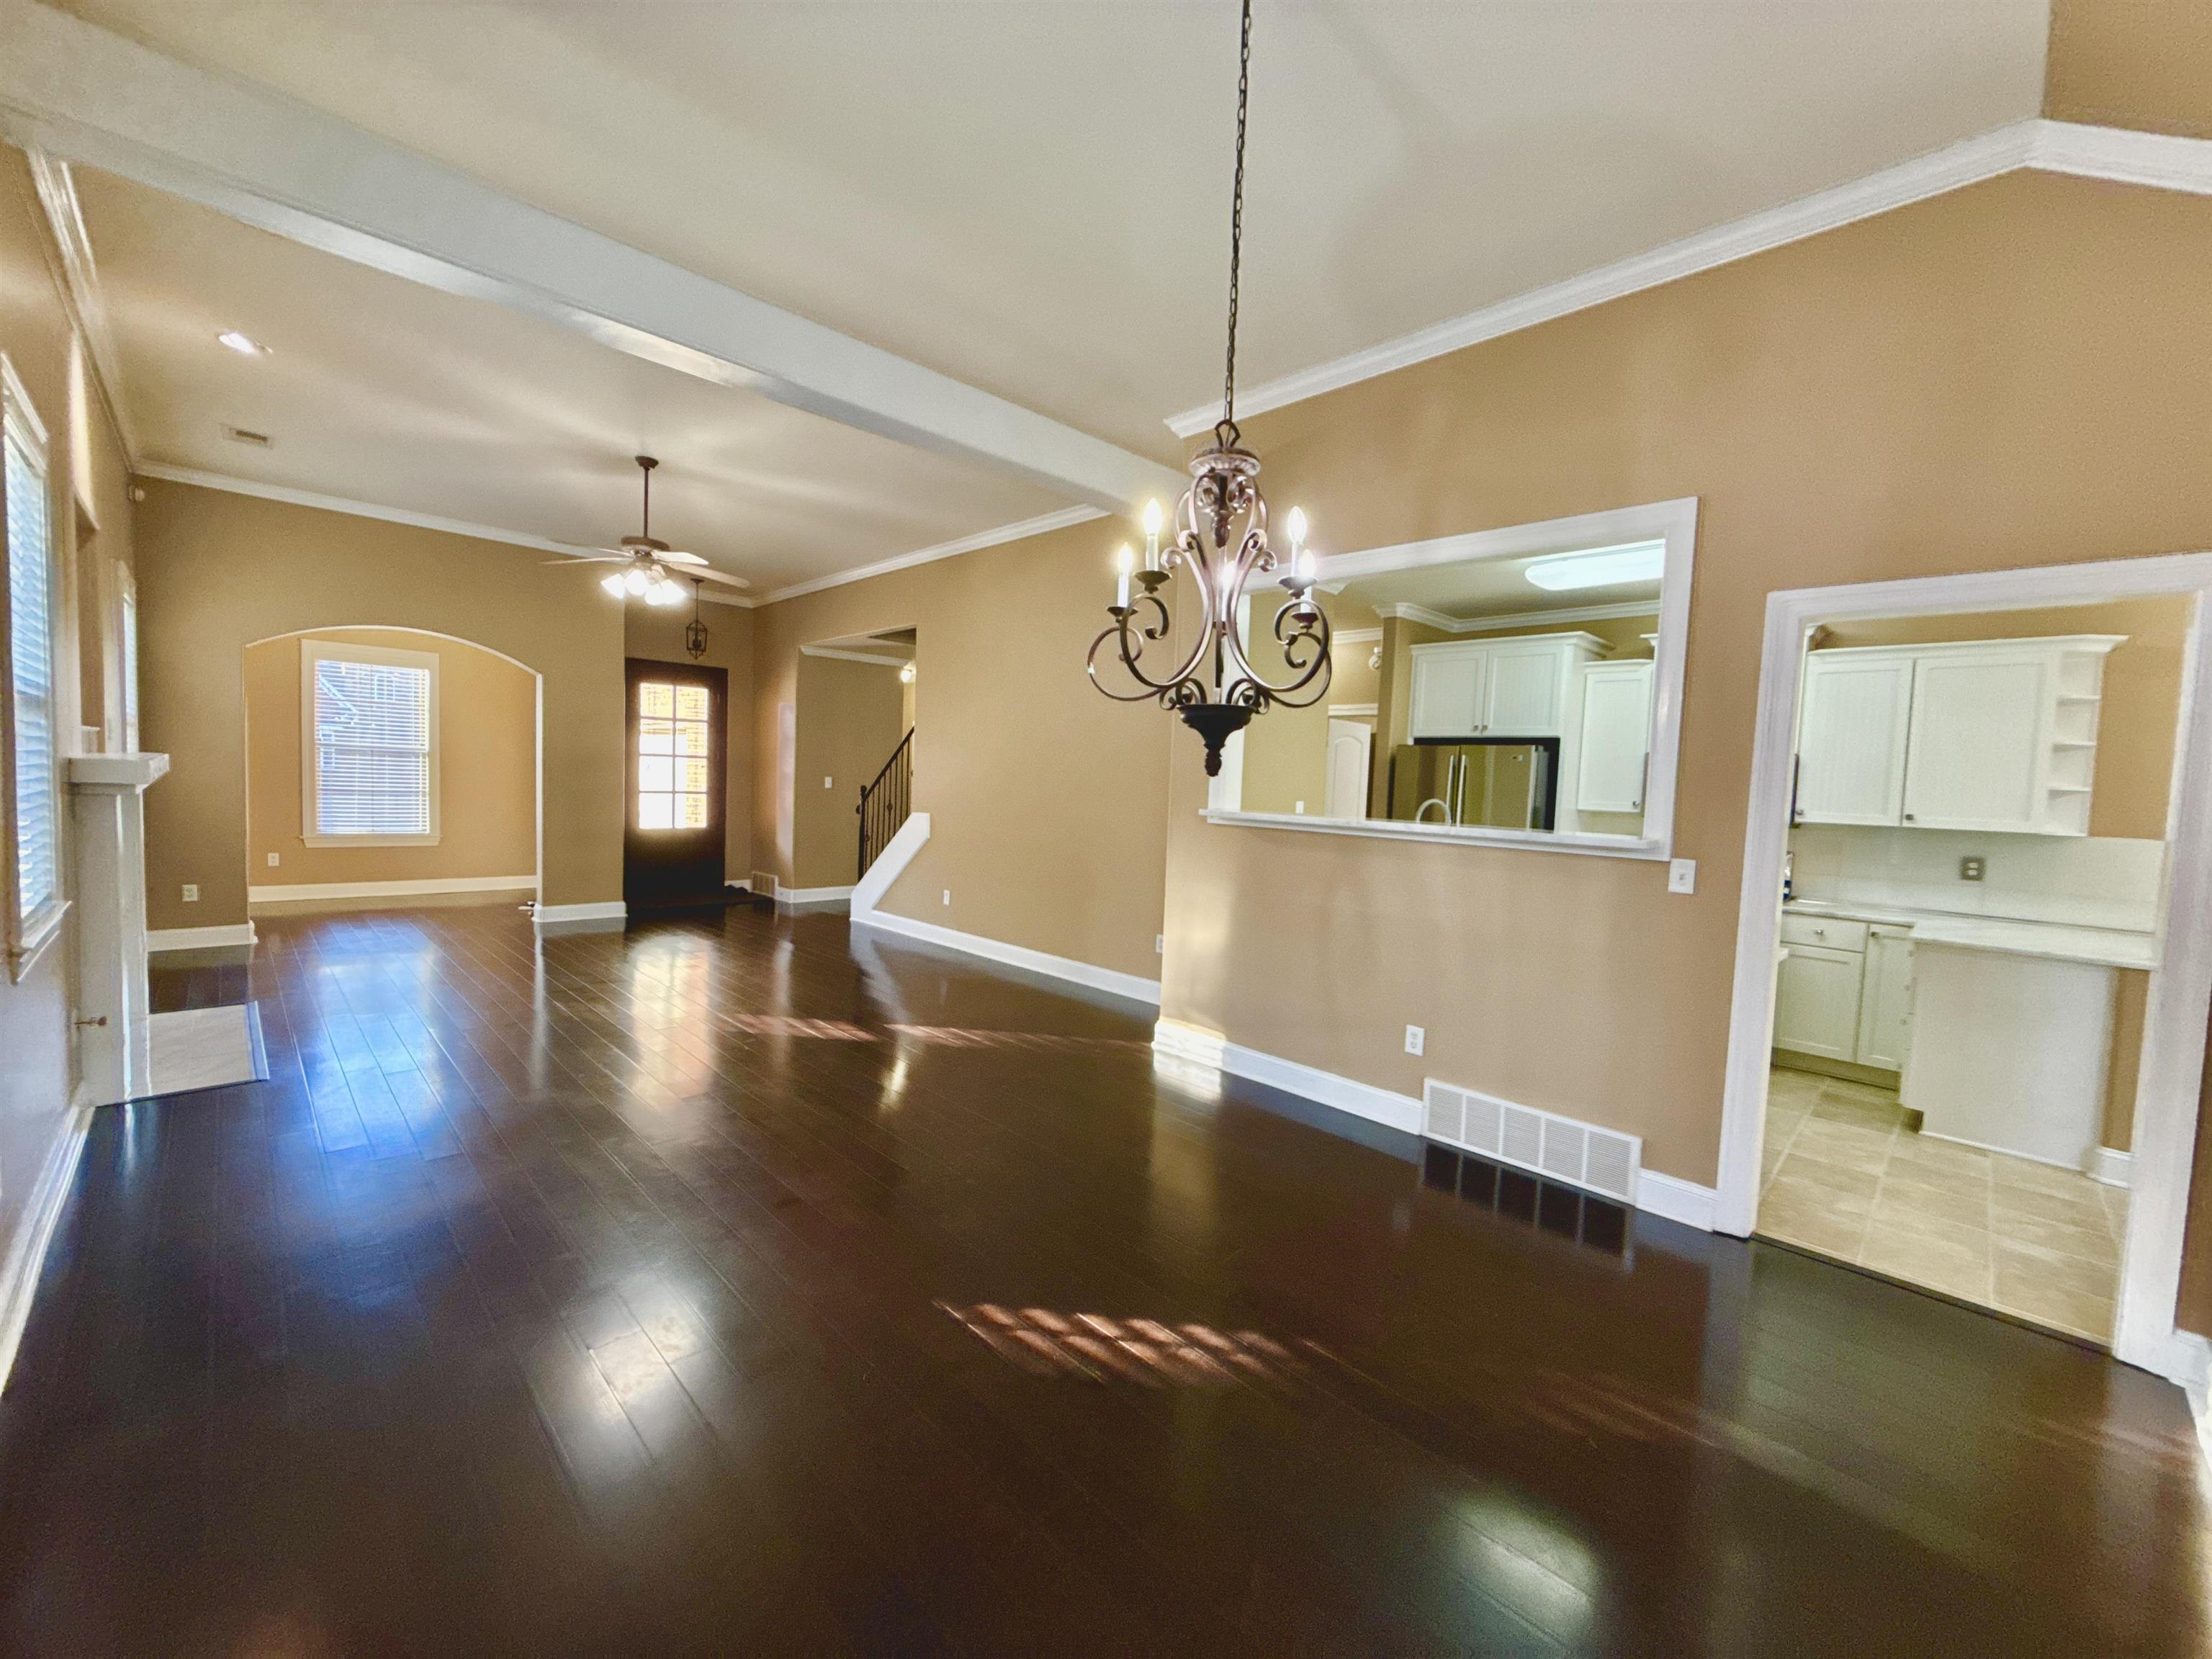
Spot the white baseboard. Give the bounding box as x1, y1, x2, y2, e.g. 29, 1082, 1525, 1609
2094, 1146, 2134, 1188
1635, 1169, 1719, 1231
1151, 1018, 1718, 1228
532, 899, 625, 935
147, 922, 257, 953
249, 873, 537, 905
858, 910, 1162, 1005
852, 811, 930, 914
0, 1099, 92, 1397
1153, 1019, 1422, 1134
778, 884, 855, 906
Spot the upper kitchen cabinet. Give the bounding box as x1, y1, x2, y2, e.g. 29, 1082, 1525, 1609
1795, 635, 2122, 836
1406, 634, 1608, 739
1576, 660, 1656, 815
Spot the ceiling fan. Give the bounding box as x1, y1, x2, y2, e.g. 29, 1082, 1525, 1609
549, 455, 750, 606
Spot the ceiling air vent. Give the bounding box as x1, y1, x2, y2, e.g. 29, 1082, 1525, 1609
223, 426, 272, 448
1420, 1078, 1641, 1206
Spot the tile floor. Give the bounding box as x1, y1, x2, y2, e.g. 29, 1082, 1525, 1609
1758, 1066, 2127, 1344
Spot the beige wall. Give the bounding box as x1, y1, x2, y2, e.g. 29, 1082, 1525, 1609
0, 145, 136, 1255
1154, 170, 2212, 1215
243, 629, 537, 894
2046, 0, 2212, 140
137, 482, 624, 930
627, 600, 755, 879
791, 655, 905, 890
1816, 595, 2191, 841
752, 518, 1170, 982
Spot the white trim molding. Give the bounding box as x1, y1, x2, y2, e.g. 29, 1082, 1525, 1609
798, 646, 909, 667
248, 873, 538, 907
759, 507, 1105, 606
23, 148, 135, 460
147, 922, 257, 953
1636, 1171, 1719, 1231
1165, 119, 2212, 436
1714, 549, 2212, 1386
0, 1098, 92, 1398
858, 911, 1161, 1005
776, 884, 856, 907
1377, 598, 1662, 635
2093, 1147, 2134, 1189
0, 0, 1181, 511
851, 811, 930, 918
531, 899, 624, 935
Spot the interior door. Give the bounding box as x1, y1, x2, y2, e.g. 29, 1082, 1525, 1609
1795, 653, 1913, 825
1324, 719, 1372, 819
625, 658, 727, 907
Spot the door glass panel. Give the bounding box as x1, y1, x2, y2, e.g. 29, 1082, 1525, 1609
637, 679, 714, 833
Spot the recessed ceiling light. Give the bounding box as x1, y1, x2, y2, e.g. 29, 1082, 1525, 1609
217, 331, 268, 356
1524, 541, 1665, 592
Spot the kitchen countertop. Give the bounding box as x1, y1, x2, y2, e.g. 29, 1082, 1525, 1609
1783, 898, 2163, 971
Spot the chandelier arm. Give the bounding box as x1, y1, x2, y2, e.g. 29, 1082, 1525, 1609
1087, 617, 1184, 701
1223, 605, 1332, 706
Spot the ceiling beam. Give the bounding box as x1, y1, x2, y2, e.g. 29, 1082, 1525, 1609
0, 0, 1184, 511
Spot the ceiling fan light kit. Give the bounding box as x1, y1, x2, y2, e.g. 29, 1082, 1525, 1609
559, 454, 745, 607
1084, 0, 1328, 776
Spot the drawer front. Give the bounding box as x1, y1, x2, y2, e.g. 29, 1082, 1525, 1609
1780, 914, 1869, 953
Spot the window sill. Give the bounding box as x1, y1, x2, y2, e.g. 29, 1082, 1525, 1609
1200, 807, 1670, 862
9, 898, 70, 984
302, 833, 442, 848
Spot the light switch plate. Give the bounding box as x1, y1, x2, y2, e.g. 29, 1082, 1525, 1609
1404, 1024, 1425, 1057
1155, 934, 1164, 955
1668, 859, 1697, 894
823, 775, 833, 789
941, 889, 951, 906
266, 853, 280, 867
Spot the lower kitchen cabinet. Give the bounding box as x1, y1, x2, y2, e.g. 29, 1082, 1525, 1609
1774, 917, 1915, 1073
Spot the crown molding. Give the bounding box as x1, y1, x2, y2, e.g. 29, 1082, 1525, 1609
755, 506, 1105, 606
1380, 598, 1663, 636
1166, 119, 2212, 437
1331, 626, 1382, 644
20, 148, 136, 462
799, 645, 907, 667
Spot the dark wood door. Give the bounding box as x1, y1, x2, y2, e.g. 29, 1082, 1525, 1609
624, 658, 727, 908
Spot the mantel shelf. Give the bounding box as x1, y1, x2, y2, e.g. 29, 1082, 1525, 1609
67, 752, 170, 792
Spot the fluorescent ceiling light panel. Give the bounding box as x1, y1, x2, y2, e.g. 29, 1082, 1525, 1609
1523, 541, 1665, 591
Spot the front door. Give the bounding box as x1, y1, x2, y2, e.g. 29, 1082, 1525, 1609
624, 658, 727, 908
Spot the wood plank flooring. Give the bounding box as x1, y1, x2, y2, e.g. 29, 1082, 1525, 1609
0, 902, 2202, 1655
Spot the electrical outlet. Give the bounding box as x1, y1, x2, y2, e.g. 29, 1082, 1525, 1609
266, 853, 280, 868
1668, 858, 1697, 895
1293, 801, 1305, 814
1960, 856, 1985, 882
941, 889, 951, 906
1155, 934, 1164, 955
822, 775, 833, 789
1404, 1024, 1425, 1057
181, 884, 199, 903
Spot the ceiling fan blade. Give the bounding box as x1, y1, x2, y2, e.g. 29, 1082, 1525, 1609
659, 549, 709, 567
540, 554, 624, 566
691, 568, 752, 590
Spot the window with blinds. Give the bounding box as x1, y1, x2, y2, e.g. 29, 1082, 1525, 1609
302, 641, 440, 842
4, 366, 59, 935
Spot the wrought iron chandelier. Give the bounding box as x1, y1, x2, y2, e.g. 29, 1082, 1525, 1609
1085, 0, 1328, 775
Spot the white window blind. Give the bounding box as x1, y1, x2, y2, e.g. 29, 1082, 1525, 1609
5, 408, 58, 928
313, 654, 433, 836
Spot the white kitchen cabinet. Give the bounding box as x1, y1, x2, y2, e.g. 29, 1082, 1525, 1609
1773, 943, 1866, 1061
1796, 653, 1912, 825
1575, 660, 1654, 815
1794, 635, 2121, 836
1408, 650, 1484, 739
1855, 927, 1916, 1073
1406, 633, 1607, 740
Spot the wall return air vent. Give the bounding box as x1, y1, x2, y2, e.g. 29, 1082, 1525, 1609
1421, 1079, 1641, 1205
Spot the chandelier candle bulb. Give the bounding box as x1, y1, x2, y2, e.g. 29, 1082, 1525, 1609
1115, 546, 1134, 610
1142, 499, 1164, 571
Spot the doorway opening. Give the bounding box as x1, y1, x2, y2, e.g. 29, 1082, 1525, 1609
782, 630, 912, 904
242, 627, 541, 919
1719, 562, 2212, 1380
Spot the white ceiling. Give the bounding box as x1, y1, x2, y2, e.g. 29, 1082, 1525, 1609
1341, 557, 1662, 621
57, 0, 2050, 459
73, 167, 1068, 595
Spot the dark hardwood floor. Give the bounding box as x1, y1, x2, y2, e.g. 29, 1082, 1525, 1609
0, 902, 2202, 1655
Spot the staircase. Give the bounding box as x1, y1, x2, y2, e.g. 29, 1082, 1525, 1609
857, 729, 914, 878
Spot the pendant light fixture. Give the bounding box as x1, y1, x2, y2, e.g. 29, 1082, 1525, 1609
684, 576, 710, 660
1085, 0, 1328, 775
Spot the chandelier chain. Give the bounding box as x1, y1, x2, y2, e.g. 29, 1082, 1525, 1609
1218, 0, 1252, 446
